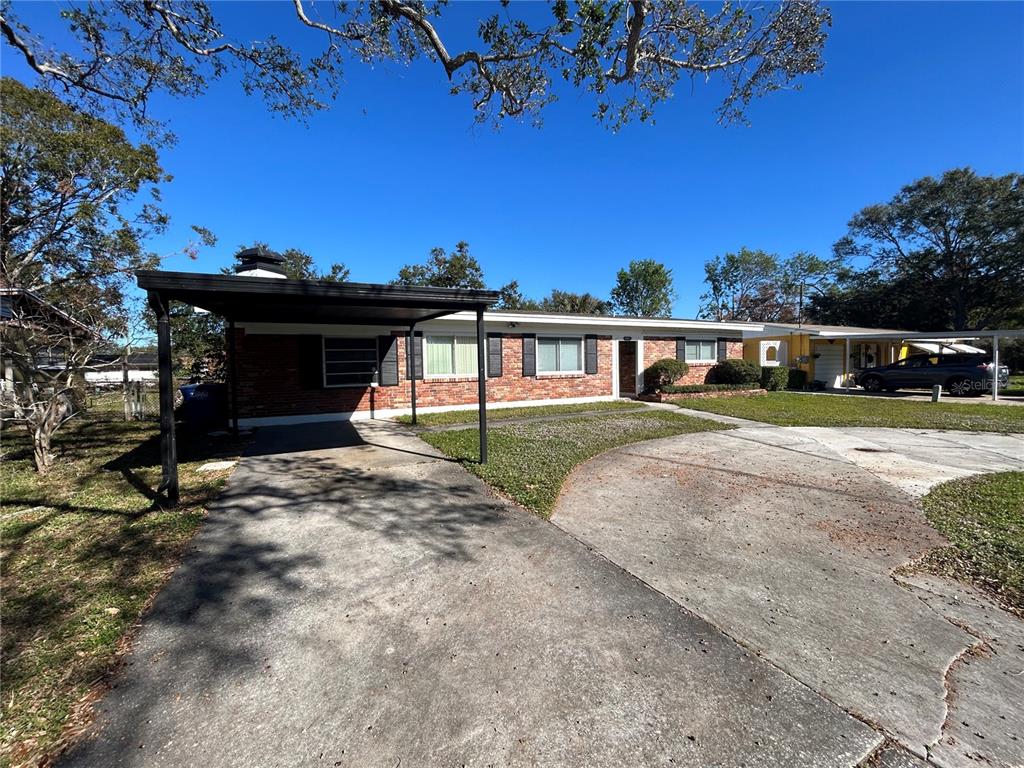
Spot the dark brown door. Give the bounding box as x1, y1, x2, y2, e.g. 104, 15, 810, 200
618, 341, 637, 396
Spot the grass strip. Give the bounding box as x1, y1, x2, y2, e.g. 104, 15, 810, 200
395, 399, 644, 427
1, 419, 241, 767
920, 471, 1024, 611
676, 391, 1024, 432
421, 410, 729, 517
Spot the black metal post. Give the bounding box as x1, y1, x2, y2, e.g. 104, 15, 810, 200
148, 291, 179, 504
228, 319, 239, 435
409, 325, 417, 426
476, 308, 488, 463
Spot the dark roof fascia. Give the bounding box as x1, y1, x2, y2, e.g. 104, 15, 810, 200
136, 271, 499, 309
0, 287, 95, 337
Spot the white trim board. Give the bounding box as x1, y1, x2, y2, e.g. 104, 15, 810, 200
237, 394, 620, 428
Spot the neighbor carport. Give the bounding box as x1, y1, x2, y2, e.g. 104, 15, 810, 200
137, 270, 498, 503
825, 329, 1023, 397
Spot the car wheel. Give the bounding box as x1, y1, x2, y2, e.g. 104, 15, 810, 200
861, 375, 883, 392
947, 377, 973, 397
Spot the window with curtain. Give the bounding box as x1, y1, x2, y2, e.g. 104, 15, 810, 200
323, 337, 378, 387
537, 337, 583, 373
685, 340, 717, 362
425, 336, 477, 376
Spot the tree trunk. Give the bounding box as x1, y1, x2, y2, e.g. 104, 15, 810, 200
31, 423, 53, 474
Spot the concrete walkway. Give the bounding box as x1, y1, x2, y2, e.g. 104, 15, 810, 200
672, 403, 1024, 496
552, 424, 1024, 767
62, 420, 883, 768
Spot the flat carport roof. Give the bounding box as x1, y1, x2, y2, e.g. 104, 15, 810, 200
138, 270, 499, 504
805, 329, 1024, 399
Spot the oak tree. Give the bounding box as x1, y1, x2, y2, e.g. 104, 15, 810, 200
831, 168, 1024, 330
1, 1, 832, 137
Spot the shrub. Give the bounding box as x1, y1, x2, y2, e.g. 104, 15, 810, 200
661, 383, 760, 394
644, 358, 689, 391
709, 358, 760, 384
787, 368, 809, 390
760, 366, 790, 391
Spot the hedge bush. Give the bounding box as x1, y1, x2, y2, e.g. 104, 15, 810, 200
662, 383, 761, 394
760, 366, 790, 391
787, 368, 809, 390
644, 358, 689, 391
709, 358, 761, 384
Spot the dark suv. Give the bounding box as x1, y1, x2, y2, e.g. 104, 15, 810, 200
854, 353, 1010, 396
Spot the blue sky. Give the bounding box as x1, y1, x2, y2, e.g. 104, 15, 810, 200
6, 1, 1023, 316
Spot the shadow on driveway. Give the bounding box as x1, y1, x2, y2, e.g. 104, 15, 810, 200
62, 420, 882, 768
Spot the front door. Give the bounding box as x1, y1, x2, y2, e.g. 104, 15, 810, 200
618, 341, 637, 396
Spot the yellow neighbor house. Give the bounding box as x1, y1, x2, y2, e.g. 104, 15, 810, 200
742, 322, 986, 389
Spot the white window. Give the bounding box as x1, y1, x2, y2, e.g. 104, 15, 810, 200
685, 339, 717, 362
425, 335, 477, 377
324, 337, 378, 387
538, 336, 583, 373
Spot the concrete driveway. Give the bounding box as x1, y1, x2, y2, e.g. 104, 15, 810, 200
62, 420, 883, 768
553, 423, 1024, 768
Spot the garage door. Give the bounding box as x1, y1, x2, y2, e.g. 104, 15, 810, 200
815, 345, 847, 389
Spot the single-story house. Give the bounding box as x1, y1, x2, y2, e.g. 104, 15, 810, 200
1, 287, 94, 394
136, 249, 1017, 503
743, 322, 989, 389
84, 352, 158, 386
139, 249, 753, 429
228, 312, 749, 427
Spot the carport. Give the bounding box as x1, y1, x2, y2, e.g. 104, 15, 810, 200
137, 269, 498, 504
831, 329, 1024, 397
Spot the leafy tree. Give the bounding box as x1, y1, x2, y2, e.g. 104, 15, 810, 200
0, 77, 169, 294
539, 290, 611, 315
698, 248, 782, 321
698, 248, 839, 323
234, 242, 349, 281
807, 268, 943, 331
279, 246, 349, 281
610, 259, 676, 317
494, 280, 541, 311
1, 1, 831, 137
393, 241, 485, 289
832, 168, 1024, 330
780, 251, 839, 326
0, 77, 208, 471
167, 305, 226, 382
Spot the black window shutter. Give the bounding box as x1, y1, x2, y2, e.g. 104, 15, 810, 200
405, 332, 423, 380
522, 334, 536, 377
584, 335, 598, 375
378, 335, 399, 386
487, 333, 503, 378
675, 337, 686, 361
298, 335, 324, 389
717, 337, 728, 362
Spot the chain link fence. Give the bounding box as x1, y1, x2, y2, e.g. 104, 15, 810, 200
84, 382, 160, 421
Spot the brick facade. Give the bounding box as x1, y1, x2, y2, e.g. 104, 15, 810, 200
232, 330, 614, 420
640, 337, 744, 386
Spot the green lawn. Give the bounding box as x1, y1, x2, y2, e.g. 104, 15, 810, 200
0, 419, 241, 768
1003, 374, 1024, 397
675, 391, 1024, 432
395, 399, 645, 427
920, 472, 1024, 611
421, 411, 729, 516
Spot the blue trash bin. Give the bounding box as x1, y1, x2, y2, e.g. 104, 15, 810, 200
178, 383, 227, 428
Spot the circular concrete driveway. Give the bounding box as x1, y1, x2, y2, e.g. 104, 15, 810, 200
552, 425, 1024, 768
61, 421, 883, 768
